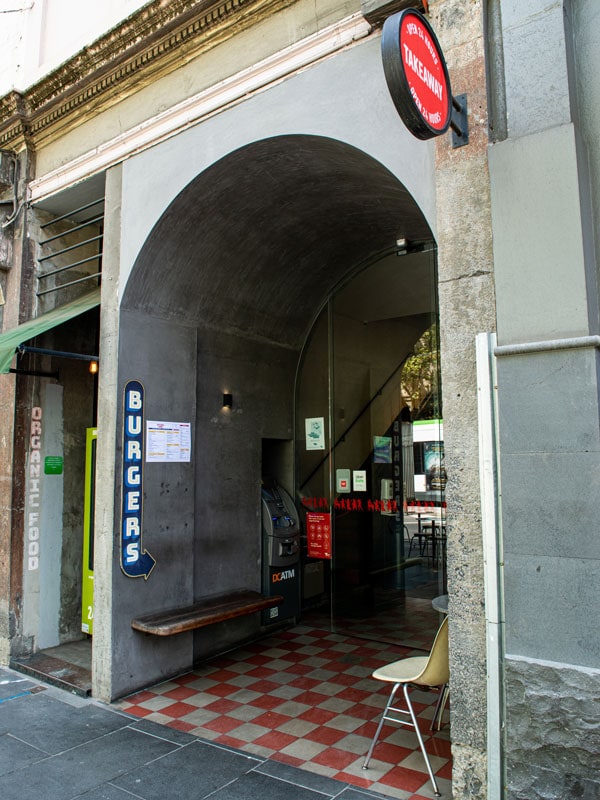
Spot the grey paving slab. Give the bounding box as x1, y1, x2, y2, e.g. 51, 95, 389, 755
129, 716, 197, 745
209, 769, 329, 800
0, 726, 178, 800
68, 785, 138, 800
0, 672, 37, 700
0, 691, 129, 753
0, 667, 399, 800
0, 759, 80, 800
256, 757, 351, 795
0, 733, 48, 775
112, 739, 260, 799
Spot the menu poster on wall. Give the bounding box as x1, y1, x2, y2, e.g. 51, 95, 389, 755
146, 421, 191, 462
306, 511, 332, 559
305, 417, 325, 450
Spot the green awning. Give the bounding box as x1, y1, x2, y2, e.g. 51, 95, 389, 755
0, 287, 101, 374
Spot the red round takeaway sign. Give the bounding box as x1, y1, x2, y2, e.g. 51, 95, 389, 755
381, 9, 452, 140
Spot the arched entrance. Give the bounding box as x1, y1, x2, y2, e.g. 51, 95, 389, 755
88, 128, 454, 798
109, 134, 441, 699
122, 135, 433, 337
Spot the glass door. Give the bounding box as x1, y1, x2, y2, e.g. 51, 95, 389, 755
296, 247, 445, 647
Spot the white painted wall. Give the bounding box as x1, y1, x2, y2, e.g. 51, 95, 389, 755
0, 0, 148, 95
21, 384, 64, 649
37, 382, 63, 649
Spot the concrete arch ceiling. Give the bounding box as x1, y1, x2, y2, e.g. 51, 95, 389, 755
123, 135, 433, 350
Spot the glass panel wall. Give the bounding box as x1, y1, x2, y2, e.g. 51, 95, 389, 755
296, 247, 445, 647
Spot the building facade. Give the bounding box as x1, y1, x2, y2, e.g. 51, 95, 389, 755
0, 1, 598, 799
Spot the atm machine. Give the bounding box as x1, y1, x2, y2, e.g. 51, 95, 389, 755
261, 480, 300, 625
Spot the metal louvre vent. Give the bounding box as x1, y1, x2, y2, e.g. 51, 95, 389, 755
37, 196, 104, 298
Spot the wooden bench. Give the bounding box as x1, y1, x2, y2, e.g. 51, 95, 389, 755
131, 589, 284, 636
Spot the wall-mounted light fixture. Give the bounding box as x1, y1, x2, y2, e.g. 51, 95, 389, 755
222, 392, 233, 409
89, 361, 99, 375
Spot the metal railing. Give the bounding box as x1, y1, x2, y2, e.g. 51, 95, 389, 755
37, 197, 104, 297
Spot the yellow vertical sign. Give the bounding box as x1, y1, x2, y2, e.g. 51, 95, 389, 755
81, 427, 97, 635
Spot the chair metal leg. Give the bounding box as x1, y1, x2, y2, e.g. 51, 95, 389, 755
403, 683, 441, 796
364, 682, 443, 796
362, 683, 400, 769
430, 683, 449, 731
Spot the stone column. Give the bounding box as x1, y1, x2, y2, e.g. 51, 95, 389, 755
0, 148, 37, 663
429, 1, 497, 797
91, 164, 123, 702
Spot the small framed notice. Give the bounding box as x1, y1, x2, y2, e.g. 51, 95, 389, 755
353, 470, 367, 491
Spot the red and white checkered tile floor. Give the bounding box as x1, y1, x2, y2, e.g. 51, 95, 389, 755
114, 606, 451, 799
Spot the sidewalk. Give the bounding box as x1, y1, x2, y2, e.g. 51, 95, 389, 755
0, 666, 407, 800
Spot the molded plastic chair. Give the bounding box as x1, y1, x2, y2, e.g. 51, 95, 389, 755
407, 527, 431, 561
402, 524, 423, 558
363, 616, 449, 797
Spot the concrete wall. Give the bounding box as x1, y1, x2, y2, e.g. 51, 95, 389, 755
490, 124, 589, 344
108, 312, 297, 698
110, 309, 197, 698
490, 1, 600, 797
498, 346, 600, 666
571, 0, 600, 327
192, 329, 297, 664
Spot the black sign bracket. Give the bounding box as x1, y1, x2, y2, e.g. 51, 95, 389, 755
450, 93, 469, 148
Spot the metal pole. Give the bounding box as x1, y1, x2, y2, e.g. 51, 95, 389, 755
476, 331, 505, 799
